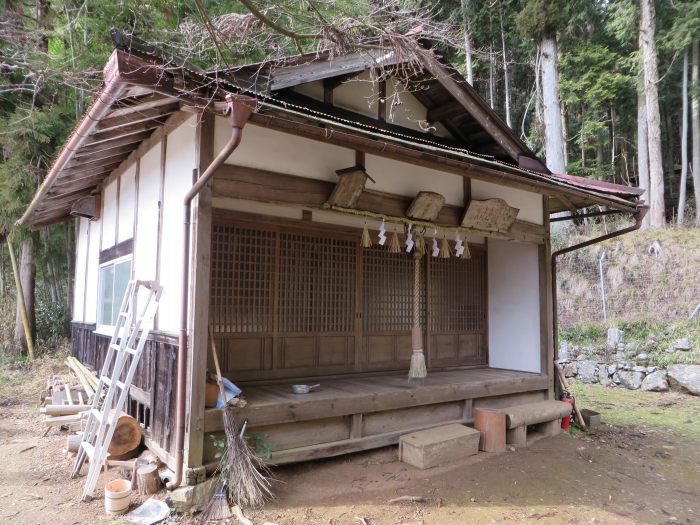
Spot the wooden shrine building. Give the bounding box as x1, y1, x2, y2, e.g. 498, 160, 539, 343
19, 35, 645, 487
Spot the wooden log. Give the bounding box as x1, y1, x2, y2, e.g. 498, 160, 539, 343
108, 414, 143, 456
473, 408, 506, 453
136, 464, 161, 495
43, 414, 82, 427
41, 404, 91, 416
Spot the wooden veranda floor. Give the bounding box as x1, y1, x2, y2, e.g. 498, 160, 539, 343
202, 368, 548, 465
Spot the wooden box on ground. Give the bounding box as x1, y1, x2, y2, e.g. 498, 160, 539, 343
399, 424, 480, 470
579, 408, 601, 429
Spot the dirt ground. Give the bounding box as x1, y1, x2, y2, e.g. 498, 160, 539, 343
1, 360, 699, 525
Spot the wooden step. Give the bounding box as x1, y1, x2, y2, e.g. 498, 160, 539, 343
399, 423, 480, 469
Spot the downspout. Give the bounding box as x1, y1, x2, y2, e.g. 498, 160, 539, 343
551, 206, 648, 365
167, 94, 256, 490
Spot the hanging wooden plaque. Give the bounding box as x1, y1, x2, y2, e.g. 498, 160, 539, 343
406, 191, 446, 221
326, 166, 370, 208
461, 198, 519, 232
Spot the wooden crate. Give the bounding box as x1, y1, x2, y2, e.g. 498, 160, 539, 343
399, 423, 479, 469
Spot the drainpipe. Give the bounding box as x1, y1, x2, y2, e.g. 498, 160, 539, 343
551, 206, 648, 365
167, 94, 256, 490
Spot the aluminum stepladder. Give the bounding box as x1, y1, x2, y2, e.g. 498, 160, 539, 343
72, 279, 163, 501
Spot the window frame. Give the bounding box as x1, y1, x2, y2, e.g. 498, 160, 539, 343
96, 254, 133, 335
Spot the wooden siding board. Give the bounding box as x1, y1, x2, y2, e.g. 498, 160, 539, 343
70, 323, 178, 456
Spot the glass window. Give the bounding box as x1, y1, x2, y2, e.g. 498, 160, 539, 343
98, 258, 132, 326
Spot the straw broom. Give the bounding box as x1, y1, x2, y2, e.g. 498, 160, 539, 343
200, 328, 272, 522
408, 250, 427, 381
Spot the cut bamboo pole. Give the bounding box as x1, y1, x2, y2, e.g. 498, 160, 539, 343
66, 357, 95, 398
7, 238, 34, 360
64, 384, 74, 405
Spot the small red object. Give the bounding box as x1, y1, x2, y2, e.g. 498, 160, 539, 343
560, 394, 574, 430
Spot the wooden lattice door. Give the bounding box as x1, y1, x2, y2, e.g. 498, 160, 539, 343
210, 217, 489, 382
427, 246, 488, 367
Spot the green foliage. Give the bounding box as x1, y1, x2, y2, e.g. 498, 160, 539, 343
560, 323, 607, 346
0, 104, 74, 230
248, 432, 276, 459
35, 298, 70, 346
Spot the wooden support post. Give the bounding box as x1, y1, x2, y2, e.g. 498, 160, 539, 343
506, 426, 527, 446
184, 111, 215, 471
350, 413, 363, 439
540, 196, 555, 398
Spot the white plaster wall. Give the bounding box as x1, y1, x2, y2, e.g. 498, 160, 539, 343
133, 144, 161, 308
117, 165, 136, 243
134, 145, 160, 281
293, 80, 324, 101
488, 239, 541, 373
101, 179, 118, 250
365, 154, 464, 206
294, 74, 450, 138
84, 218, 100, 324
333, 70, 379, 119
158, 117, 197, 332
72, 218, 89, 322
217, 120, 354, 182
472, 179, 543, 225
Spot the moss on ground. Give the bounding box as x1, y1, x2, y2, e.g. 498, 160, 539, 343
570, 381, 700, 440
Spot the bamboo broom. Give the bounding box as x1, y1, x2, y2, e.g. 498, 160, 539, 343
202, 327, 272, 518
408, 250, 426, 381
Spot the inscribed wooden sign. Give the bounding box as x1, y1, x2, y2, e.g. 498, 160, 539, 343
461, 198, 519, 232
406, 191, 446, 220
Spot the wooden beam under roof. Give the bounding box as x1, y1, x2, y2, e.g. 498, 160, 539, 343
96, 104, 179, 133
213, 164, 547, 244
426, 100, 463, 123
77, 131, 152, 154
414, 49, 547, 172
248, 110, 639, 213
86, 120, 162, 146
72, 144, 137, 164
61, 157, 124, 175
50, 166, 119, 186
270, 49, 400, 90
108, 93, 177, 118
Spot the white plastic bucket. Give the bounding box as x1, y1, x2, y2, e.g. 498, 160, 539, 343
104, 478, 132, 514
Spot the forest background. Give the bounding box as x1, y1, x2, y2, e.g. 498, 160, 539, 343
0, 0, 699, 360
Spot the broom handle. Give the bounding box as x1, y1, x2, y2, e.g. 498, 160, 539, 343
209, 326, 228, 404
555, 362, 587, 432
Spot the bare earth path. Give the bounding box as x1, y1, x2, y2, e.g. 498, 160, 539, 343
1, 360, 699, 525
